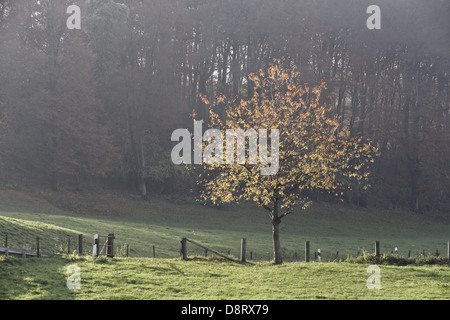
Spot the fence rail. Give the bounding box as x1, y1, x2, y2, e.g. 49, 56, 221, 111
0, 246, 49, 258
181, 237, 241, 263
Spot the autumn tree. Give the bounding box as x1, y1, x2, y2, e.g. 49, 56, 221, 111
199, 62, 378, 264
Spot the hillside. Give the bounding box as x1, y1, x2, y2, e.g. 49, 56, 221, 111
0, 189, 448, 261
0, 188, 449, 301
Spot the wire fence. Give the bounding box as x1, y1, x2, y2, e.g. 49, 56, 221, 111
0, 231, 449, 263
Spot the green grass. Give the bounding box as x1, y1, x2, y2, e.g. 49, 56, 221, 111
0, 196, 448, 261
0, 256, 448, 300
0, 191, 448, 300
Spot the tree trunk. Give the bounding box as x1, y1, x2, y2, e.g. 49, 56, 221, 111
51, 170, 60, 192
271, 201, 283, 265
126, 56, 147, 198
137, 165, 147, 198
134, 134, 147, 198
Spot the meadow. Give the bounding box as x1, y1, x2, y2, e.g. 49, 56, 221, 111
0, 255, 449, 300
0, 190, 449, 300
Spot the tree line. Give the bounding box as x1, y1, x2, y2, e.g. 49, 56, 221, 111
0, 0, 448, 213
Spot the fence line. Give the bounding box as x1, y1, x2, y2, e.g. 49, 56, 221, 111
0, 232, 449, 262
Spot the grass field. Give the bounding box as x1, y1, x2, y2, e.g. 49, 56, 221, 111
0, 256, 449, 300
0, 190, 448, 261
0, 189, 449, 300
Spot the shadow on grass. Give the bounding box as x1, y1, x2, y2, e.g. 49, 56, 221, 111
0, 255, 79, 300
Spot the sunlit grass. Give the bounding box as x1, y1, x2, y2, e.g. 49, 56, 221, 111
0, 198, 448, 262
0, 256, 448, 300
0, 196, 448, 300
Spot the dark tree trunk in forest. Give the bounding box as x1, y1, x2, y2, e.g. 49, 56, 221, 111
127, 99, 147, 198
46, 3, 63, 192
127, 64, 147, 198
403, 61, 422, 213
135, 136, 147, 198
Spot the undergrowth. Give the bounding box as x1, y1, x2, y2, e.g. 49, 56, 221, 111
347, 251, 450, 266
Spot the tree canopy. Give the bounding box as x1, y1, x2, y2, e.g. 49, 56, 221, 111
198, 62, 378, 264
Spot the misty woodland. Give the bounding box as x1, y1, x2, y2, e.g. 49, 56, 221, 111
0, 0, 448, 214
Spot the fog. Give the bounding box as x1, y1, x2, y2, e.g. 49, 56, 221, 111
0, 0, 448, 212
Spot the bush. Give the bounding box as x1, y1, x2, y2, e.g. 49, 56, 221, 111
415, 254, 449, 266
346, 251, 450, 266
94, 256, 110, 264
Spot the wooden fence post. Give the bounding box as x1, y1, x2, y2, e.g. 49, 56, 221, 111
5, 234, 7, 248
94, 234, 99, 257
67, 237, 71, 254
36, 237, 40, 257
106, 234, 115, 258
447, 241, 450, 260
447, 241, 449, 260
153, 245, 156, 258
240, 238, 246, 262
305, 241, 310, 262
78, 234, 83, 255
126, 244, 129, 257
375, 241, 380, 257
181, 238, 187, 261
